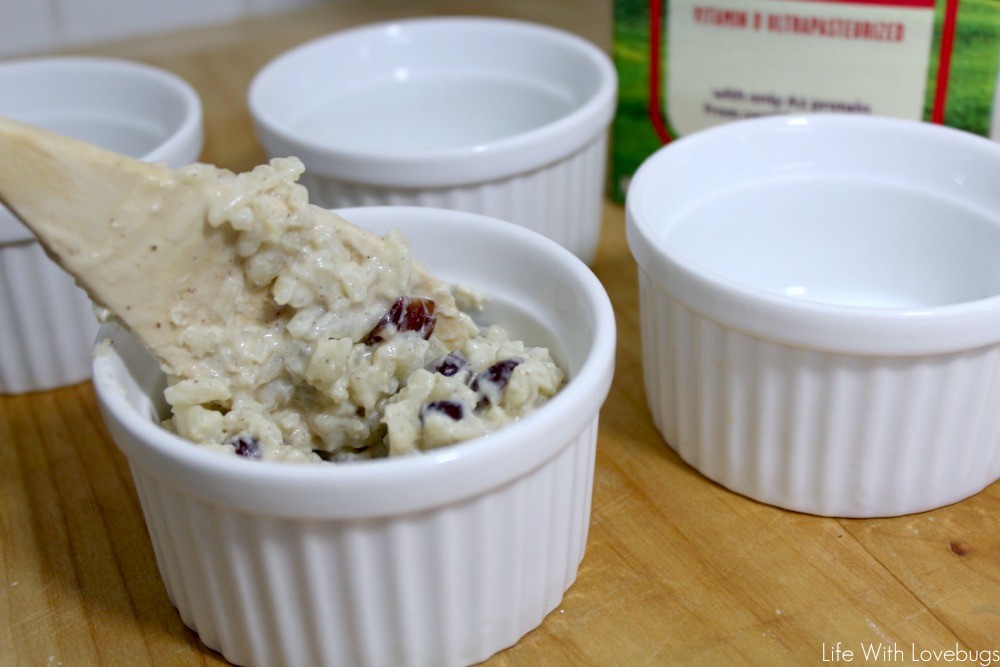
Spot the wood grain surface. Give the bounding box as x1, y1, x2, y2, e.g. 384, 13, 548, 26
2, 2, 998, 665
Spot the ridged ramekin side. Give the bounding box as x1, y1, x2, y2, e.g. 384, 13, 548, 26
128, 417, 598, 667
301, 135, 608, 265
0, 240, 99, 393
638, 269, 1000, 517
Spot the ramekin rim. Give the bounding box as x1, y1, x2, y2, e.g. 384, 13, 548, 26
247, 16, 617, 187
92, 206, 616, 513
626, 114, 1000, 356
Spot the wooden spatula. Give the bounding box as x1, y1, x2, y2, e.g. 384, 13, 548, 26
0, 116, 472, 377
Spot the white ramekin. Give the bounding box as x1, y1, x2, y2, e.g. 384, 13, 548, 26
248, 17, 617, 264
0, 56, 203, 394
626, 114, 1000, 518
92, 206, 616, 667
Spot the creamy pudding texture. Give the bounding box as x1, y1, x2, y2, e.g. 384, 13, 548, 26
159, 158, 564, 462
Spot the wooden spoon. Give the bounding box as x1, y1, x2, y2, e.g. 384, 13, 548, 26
0, 116, 472, 377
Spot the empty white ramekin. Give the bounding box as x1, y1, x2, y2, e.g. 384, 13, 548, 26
0, 56, 203, 394
248, 17, 616, 264
627, 114, 1000, 518
92, 206, 616, 667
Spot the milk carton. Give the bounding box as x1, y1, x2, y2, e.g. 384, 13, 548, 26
612, 0, 1000, 200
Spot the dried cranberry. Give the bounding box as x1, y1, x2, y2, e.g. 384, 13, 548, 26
473, 359, 521, 392
420, 400, 465, 422
365, 296, 437, 344
226, 435, 262, 459
427, 352, 472, 380
473, 359, 521, 407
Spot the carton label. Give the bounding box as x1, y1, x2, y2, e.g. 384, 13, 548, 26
664, 0, 936, 136
612, 0, 1000, 199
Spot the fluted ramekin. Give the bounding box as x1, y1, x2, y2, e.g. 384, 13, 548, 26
627, 114, 1000, 518
0, 56, 202, 393
248, 17, 616, 264
93, 207, 616, 666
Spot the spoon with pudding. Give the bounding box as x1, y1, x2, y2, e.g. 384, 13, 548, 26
0, 115, 475, 380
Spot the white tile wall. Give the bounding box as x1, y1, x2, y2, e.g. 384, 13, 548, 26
0, 0, 327, 59
245, 0, 323, 12
0, 1, 60, 57
57, 0, 246, 47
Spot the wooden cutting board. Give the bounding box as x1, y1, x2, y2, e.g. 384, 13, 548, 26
2, 2, 997, 665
